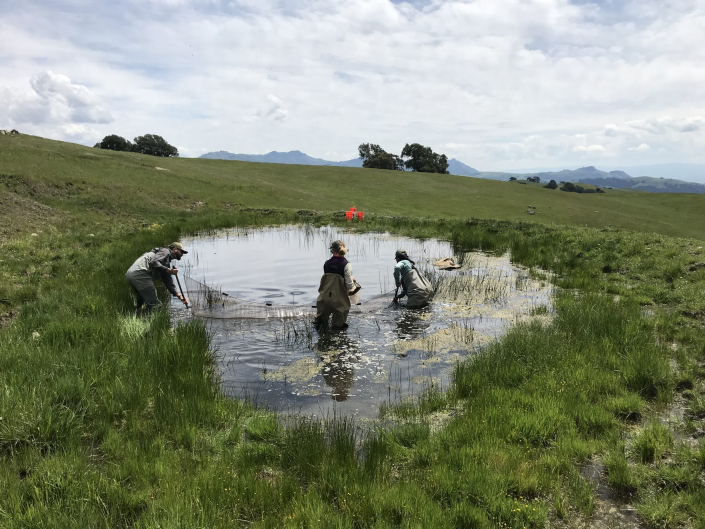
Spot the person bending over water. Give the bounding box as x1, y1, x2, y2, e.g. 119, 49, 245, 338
315, 240, 355, 329
125, 242, 189, 315
393, 249, 433, 308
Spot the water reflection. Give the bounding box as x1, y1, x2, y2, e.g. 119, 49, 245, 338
316, 330, 361, 402
175, 226, 554, 418
393, 307, 433, 342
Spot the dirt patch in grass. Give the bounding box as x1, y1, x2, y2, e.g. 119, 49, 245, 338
0, 308, 19, 329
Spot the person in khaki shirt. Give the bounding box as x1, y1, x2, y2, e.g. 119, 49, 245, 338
125, 242, 189, 314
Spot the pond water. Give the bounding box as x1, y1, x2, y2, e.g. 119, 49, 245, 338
173, 226, 552, 418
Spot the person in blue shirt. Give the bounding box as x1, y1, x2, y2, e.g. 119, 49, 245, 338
393, 249, 433, 308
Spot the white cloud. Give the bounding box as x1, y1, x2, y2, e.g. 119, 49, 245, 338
603, 124, 621, 137
61, 124, 102, 143
0, 70, 113, 128
573, 144, 606, 153
628, 143, 651, 151
1, 0, 704, 167
266, 94, 289, 122
626, 116, 705, 135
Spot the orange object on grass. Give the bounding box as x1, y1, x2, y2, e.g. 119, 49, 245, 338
357, 211, 364, 220
350, 206, 357, 212
345, 211, 354, 220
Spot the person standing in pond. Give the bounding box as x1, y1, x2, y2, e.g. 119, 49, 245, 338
315, 240, 355, 329
393, 249, 433, 308
125, 242, 189, 314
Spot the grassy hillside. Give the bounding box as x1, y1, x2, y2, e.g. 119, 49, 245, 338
3, 134, 705, 527
2, 134, 705, 240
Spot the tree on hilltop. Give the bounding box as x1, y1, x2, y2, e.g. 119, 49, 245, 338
543, 179, 558, 189
94, 134, 133, 152
358, 143, 404, 170
132, 134, 179, 157
400, 143, 449, 174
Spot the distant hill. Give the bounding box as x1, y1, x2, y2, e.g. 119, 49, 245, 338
477, 166, 705, 193
502, 163, 705, 185
533, 166, 632, 182
199, 150, 362, 167
199, 150, 480, 176
598, 163, 705, 185
475, 166, 632, 182
578, 176, 705, 194
447, 158, 480, 176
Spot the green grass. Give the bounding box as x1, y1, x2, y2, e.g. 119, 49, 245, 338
2, 134, 705, 242
2, 134, 705, 526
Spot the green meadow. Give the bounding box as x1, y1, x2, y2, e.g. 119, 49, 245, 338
2, 134, 705, 527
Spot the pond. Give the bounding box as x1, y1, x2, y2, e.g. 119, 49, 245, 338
173, 225, 552, 418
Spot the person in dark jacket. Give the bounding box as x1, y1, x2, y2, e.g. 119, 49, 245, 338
125, 242, 189, 314
315, 240, 355, 329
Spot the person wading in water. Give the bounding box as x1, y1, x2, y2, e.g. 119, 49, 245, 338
125, 242, 189, 314
392, 249, 433, 308
315, 240, 356, 329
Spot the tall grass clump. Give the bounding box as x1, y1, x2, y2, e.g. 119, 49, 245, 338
2, 195, 705, 526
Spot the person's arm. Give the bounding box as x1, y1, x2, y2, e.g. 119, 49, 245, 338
343, 263, 354, 290
397, 281, 408, 299
160, 270, 179, 296
393, 263, 402, 285
394, 262, 410, 300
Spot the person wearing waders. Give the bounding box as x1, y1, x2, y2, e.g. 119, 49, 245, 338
392, 249, 433, 308
125, 242, 189, 314
315, 240, 356, 329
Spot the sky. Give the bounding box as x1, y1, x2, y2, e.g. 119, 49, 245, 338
1, 0, 704, 170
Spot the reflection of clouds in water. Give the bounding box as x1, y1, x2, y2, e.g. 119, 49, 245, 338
178, 228, 554, 417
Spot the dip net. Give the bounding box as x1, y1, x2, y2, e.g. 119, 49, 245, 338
182, 275, 397, 320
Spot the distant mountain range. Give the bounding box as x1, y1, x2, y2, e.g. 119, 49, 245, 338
199, 150, 362, 167
498, 166, 705, 194
476, 166, 631, 182
199, 150, 481, 177
199, 150, 705, 193
503, 163, 705, 185
577, 176, 705, 194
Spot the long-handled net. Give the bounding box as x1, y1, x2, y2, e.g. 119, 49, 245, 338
183, 275, 396, 320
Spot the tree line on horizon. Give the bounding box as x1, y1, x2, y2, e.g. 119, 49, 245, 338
358, 143, 449, 174
94, 134, 178, 157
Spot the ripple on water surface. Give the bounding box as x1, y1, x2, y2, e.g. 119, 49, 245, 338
173, 226, 553, 418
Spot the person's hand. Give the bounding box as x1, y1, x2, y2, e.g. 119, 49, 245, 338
177, 293, 189, 306
395, 282, 401, 288
168, 267, 178, 275
393, 295, 399, 304
352, 276, 356, 282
